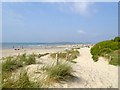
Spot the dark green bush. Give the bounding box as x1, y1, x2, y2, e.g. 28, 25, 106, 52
91, 36, 120, 64
92, 55, 98, 62
98, 48, 113, 56
114, 36, 120, 42
108, 50, 120, 66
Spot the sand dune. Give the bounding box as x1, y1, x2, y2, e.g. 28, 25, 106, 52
65, 48, 118, 88
1, 47, 118, 88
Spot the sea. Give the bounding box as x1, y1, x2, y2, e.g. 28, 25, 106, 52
1, 42, 90, 49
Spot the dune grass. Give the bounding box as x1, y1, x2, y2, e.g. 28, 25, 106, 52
2, 61, 74, 88
44, 62, 74, 83
2, 52, 76, 88
2, 70, 42, 88
50, 49, 79, 62
2, 53, 36, 72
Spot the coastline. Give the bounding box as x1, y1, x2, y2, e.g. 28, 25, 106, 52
1, 44, 93, 58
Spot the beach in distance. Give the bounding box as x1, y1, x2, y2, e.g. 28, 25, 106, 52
1, 2, 119, 89
1, 42, 92, 57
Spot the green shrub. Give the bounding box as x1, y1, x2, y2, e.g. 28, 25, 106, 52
108, 50, 120, 66
114, 36, 120, 42
91, 40, 120, 56
109, 58, 120, 66
91, 36, 120, 64
92, 55, 98, 62
46, 62, 74, 82
98, 48, 113, 56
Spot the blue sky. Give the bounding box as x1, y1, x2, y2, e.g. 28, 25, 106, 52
2, 2, 118, 43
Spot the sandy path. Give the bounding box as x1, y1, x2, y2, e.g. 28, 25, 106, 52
58, 48, 118, 88
34, 48, 118, 88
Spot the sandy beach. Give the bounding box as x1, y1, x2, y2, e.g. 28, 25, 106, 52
1, 45, 118, 88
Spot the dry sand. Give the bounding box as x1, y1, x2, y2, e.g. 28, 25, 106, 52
1, 46, 118, 88
59, 48, 118, 88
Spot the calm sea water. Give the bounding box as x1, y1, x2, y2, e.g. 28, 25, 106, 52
2, 42, 86, 49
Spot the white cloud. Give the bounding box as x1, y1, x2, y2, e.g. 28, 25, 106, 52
70, 2, 96, 16
77, 30, 86, 34
57, 2, 97, 16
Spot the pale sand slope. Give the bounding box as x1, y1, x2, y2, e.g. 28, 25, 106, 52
53, 48, 118, 88
27, 47, 118, 88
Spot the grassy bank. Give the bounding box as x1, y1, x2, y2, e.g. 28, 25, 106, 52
2, 53, 74, 88
91, 37, 120, 66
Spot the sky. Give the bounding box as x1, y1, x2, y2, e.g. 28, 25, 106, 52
2, 2, 118, 43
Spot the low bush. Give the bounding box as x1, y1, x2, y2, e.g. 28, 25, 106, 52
92, 55, 98, 62
91, 36, 120, 64
108, 50, 120, 66
98, 48, 113, 56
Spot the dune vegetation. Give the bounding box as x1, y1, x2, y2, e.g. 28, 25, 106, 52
45, 62, 74, 82
91, 37, 120, 66
2, 53, 36, 72
2, 53, 38, 88
1, 52, 74, 88
2, 70, 42, 88
50, 49, 79, 63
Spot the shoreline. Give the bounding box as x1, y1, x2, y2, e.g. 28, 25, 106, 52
1, 44, 93, 58
2, 43, 94, 49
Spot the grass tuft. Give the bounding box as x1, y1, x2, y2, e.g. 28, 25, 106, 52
45, 62, 74, 83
